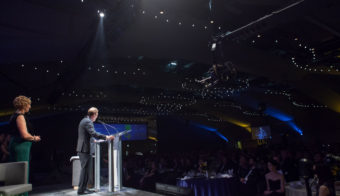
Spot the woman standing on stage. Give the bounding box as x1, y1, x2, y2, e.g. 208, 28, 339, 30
8, 95, 41, 196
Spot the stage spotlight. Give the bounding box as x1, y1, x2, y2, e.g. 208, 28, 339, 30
99, 12, 105, 18
211, 43, 216, 51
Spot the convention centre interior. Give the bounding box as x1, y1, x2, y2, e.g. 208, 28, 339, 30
0, 0, 340, 196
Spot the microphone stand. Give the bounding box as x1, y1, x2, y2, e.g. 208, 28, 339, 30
98, 120, 118, 134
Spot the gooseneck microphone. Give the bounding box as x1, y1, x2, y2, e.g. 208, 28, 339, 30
97, 120, 119, 134
97, 120, 111, 135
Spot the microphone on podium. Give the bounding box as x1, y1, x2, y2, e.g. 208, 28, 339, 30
97, 120, 112, 135
97, 120, 119, 134
97, 120, 132, 138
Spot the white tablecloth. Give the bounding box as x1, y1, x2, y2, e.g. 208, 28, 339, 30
286, 182, 340, 196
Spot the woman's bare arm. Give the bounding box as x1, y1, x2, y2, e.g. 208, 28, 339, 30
16, 115, 35, 141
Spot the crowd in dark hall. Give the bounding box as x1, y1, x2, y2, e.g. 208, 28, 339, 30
120, 145, 340, 195
1, 0, 340, 196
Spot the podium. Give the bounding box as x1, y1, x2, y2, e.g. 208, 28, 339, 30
94, 129, 131, 192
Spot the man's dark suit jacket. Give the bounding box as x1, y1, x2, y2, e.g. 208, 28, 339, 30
76, 116, 106, 153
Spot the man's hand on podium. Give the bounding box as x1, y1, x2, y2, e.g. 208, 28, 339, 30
106, 135, 115, 141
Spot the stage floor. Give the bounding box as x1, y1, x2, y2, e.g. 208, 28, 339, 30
30, 185, 164, 196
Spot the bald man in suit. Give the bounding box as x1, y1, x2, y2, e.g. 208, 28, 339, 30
76, 107, 114, 195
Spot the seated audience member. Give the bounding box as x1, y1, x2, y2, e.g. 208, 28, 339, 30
314, 164, 336, 196
314, 152, 324, 165
0, 133, 4, 162
264, 160, 285, 196
1, 134, 11, 162
238, 155, 253, 196
217, 155, 235, 174
238, 155, 250, 181
280, 149, 299, 182
139, 161, 158, 191
241, 156, 261, 195
198, 158, 208, 174
183, 158, 194, 174
273, 155, 283, 174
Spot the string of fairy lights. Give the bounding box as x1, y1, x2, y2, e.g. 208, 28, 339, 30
185, 113, 227, 122
84, 0, 227, 32
3, 62, 66, 104
213, 101, 264, 116
213, 102, 242, 110
242, 111, 262, 116
139, 93, 197, 113
47, 106, 151, 123
249, 34, 339, 73
47, 104, 215, 117
17, 61, 148, 79
87, 64, 147, 76
101, 107, 173, 116
264, 89, 327, 108
139, 9, 223, 32
47, 105, 158, 115
60, 90, 107, 99
18, 60, 65, 77
182, 78, 249, 99
16, 60, 145, 81
48, 105, 169, 116
48, 88, 327, 118
99, 116, 150, 123
207, 117, 225, 122
289, 39, 339, 73
46, 101, 262, 125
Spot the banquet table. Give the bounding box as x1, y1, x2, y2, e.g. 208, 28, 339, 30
177, 177, 239, 196
285, 181, 340, 196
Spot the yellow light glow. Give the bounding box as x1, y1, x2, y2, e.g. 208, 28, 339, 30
226, 118, 251, 131
0, 105, 46, 117
216, 114, 251, 132
309, 87, 340, 113
148, 136, 158, 142
237, 141, 242, 149
0, 110, 14, 117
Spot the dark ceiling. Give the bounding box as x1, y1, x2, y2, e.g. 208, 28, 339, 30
0, 0, 340, 140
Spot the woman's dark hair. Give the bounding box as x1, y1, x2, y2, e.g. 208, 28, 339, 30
268, 159, 279, 168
